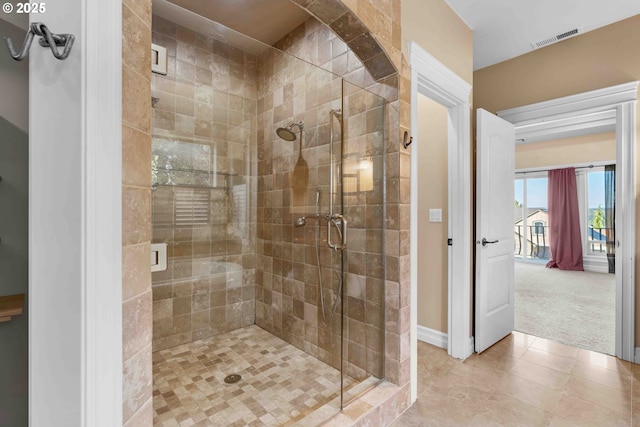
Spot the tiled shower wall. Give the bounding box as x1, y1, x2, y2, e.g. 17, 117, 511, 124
122, 0, 153, 424
255, 18, 386, 381
150, 16, 258, 351
129, 0, 412, 423
149, 9, 388, 385
282, 4, 412, 415
340, 0, 411, 405
290, 1, 411, 400
254, 44, 345, 368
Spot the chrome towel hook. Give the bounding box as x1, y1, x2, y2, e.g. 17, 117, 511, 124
5, 22, 75, 61
402, 131, 413, 149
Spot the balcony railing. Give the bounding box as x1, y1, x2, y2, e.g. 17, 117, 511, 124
514, 225, 613, 259
587, 227, 613, 254
514, 225, 549, 260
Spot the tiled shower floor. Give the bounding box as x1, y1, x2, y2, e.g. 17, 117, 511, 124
152, 325, 357, 426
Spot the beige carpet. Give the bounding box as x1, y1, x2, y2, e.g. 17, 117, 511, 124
515, 262, 615, 355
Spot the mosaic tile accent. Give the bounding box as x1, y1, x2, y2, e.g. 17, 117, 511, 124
152, 325, 357, 426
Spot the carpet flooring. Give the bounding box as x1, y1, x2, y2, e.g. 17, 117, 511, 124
515, 262, 615, 355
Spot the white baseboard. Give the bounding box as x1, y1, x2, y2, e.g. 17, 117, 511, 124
634, 347, 640, 364
417, 325, 447, 349
583, 256, 610, 274
416, 326, 475, 359
583, 263, 610, 274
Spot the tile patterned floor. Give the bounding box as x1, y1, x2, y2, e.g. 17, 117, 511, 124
393, 331, 637, 426
152, 325, 355, 426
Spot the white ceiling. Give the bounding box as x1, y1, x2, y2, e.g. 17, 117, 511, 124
444, 0, 640, 70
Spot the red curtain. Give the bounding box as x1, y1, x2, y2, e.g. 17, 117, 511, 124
546, 168, 584, 271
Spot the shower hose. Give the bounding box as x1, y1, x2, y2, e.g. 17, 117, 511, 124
313, 188, 344, 325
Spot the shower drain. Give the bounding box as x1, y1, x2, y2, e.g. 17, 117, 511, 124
224, 374, 241, 384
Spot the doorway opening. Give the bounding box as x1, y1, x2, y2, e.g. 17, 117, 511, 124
495, 83, 637, 362
414, 94, 449, 349
408, 41, 472, 403
513, 132, 617, 355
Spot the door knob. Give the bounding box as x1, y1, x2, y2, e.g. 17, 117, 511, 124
481, 238, 498, 247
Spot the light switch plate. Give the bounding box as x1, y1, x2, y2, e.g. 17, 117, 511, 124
429, 209, 442, 222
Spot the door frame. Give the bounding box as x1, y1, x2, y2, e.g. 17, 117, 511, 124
30, 1, 123, 425
497, 81, 637, 361
409, 41, 472, 403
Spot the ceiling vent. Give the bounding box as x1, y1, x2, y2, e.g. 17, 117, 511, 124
530, 27, 581, 50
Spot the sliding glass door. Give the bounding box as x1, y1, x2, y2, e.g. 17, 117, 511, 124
515, 166, 614, 268
584, 168, 607, 256
514, 175, 549, 262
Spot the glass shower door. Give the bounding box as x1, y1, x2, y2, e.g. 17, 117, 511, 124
339, 80, 386, 405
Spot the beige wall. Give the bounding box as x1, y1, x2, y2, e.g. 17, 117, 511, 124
402, 0, 473, 84
417, 94, 448, 332
402, 0, 472, 338
516, 132, 616, 170
474, 14, 640, 343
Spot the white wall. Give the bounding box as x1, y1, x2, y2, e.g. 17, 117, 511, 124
29, 1, 123, 423
29, 2, 82, 423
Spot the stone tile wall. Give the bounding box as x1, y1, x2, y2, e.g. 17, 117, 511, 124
150, 15, 258, 351
122, 0, 153, 425
344, 1, 413, 416
147, 11, 389, 383
286, 0, 412, 417
121, 0, 412, 425
254, 18, 386, 381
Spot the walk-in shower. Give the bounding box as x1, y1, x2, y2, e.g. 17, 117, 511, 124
149, 5, 386, 425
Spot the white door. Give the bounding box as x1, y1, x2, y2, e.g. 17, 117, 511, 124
475, 109, 516, 353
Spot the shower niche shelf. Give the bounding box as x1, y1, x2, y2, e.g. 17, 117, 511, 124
0, 293, 25, 323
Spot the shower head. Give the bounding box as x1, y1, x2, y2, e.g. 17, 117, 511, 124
276, 121, 304, 141
276, 127, 297, 141
294, 217, 306, 227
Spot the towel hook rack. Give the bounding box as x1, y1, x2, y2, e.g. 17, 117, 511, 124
5, 22, 75, 61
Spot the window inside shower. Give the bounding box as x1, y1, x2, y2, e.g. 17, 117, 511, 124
150, 11, 386, 421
